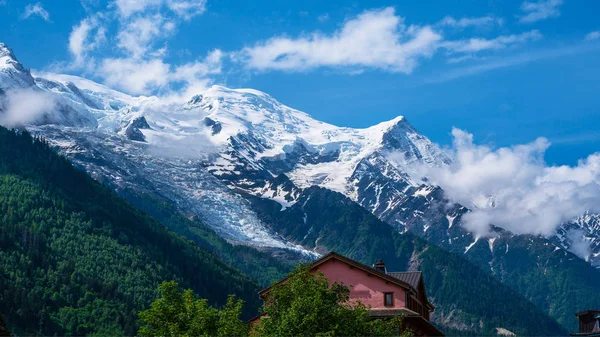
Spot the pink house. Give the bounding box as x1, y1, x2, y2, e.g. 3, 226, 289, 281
254, 252, 444, 336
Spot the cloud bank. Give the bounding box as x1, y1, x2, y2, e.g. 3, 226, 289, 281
420, 128, 600, 237
0, 89, 57, 127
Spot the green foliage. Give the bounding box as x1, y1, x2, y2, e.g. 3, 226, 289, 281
0, 315, 10, 337
138, 281, 247, 337
218, 294, 249, 337
252, 265, 404, 337
0, 127, 260, 335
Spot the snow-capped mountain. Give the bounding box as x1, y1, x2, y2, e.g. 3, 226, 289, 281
0, 44, 35, 88
555, 213, 600, 267
1, 42, 598, 268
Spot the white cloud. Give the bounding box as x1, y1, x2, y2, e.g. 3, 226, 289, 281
238, 7, 441, 73
114, 0, 206, 20
566, 229, 592, 259
114, 0, 162, 18
438, 16, 503, 29
446, 54, 479, 64
98, 58, 171, 95
165, 0, 206, 20
518, 0, 563, 23
22, 2, 50, 21
97, 49, 222, 95
430, 42, 600, 83
0, 89, 57, 127
318, 13, 329, 23
164, 49, 223, 100
585, 31, 600, 41
117, 14, 175, 59
63, 0, 214, 97
419, 128, 600, 237
69, 16, 106, 67
442, 30, 542, 53
171, 49, 222, 82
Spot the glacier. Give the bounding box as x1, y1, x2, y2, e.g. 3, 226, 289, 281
1, 42, 599, 267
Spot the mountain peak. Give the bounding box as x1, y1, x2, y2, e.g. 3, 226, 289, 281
0, 42, 35, 88
0, 42, 23, 69
368, 115, 408, 133
0, 42, 15, 58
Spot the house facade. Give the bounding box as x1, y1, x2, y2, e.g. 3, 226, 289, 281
572, 310, 600, 337
254, 252, 444, 336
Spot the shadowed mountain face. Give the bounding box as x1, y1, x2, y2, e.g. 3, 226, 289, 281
1, 42, 599, 332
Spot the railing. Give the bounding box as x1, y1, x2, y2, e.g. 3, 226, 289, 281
407, 295, 429, 321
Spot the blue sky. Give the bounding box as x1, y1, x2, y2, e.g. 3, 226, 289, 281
1, 0, 599, 165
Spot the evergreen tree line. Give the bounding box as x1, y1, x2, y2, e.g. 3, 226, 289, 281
0, 126, 261, 335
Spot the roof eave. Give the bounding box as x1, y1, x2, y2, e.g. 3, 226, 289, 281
258, 251, 414, 297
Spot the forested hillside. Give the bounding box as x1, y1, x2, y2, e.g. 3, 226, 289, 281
0, 127, 262, 335
247, 187, 570, 336
119, 189, 294, 286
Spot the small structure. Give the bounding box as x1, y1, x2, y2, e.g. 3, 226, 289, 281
253, 252, 444, 336
572, 310, 600, 336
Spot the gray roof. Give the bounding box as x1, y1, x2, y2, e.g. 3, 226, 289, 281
387, 271, 422, 289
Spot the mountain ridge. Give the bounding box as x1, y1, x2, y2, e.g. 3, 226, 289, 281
1, 42, 600, 332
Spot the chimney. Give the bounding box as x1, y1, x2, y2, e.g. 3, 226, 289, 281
374, 259, 386, 273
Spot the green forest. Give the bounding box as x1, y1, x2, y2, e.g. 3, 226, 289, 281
0, 127, 262, 335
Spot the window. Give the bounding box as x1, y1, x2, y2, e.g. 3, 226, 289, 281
384, 292, 394, 306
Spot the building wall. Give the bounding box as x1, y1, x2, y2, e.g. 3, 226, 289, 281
578, 311, 600, 334
313, 258, 407, 309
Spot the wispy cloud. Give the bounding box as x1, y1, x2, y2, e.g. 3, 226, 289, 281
113, 0, 206, 20
318, 13, 329, 23
237, 7, 441, 74
551, 132, 600, 145
165, 0, 207, 21
446, 54, 480, 64
438, 15, 503, 29
585, 31, 600, 41
518, 0, 563, 23
68, 15, 106, 68
116, 14, 176, 59
430, 42, 600, 83
22, 2, 50, 21
442, 30, 542, 53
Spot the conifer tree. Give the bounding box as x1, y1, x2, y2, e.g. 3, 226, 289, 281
0, 315, 11, 337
